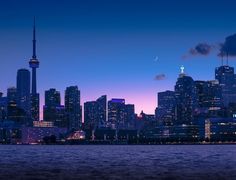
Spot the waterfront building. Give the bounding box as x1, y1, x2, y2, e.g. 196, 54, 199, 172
17, 69, 31, 117
215, 65, 236, 106
108, 99, 126, 129
65, 86, 82, 130
205, 118, 236, 141
124, 104, 135, 129
84, 101, 98, 130
175, 66, 198, 125
156, 90, 176, 126
0, 93, 7, 121
96, 95, 107, 128
43, 89, 66, 127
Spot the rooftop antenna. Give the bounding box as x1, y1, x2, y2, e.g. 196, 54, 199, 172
180, 65, 185, 74
226, 50, 229, 66
221, 51, 224, 66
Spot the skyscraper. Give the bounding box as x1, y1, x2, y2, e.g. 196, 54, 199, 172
194, 81, 206, 108
43, 89, 61, 125
84, 101, 98, 130
195, 80, 222, 110
7, 87, 25, 123
84, 95, 107, 130
215, 65, 236, 106
7, 87, 18, 104
43, 89, 66, 128
108, 98, 126, 129
96, 95, 107, 128
156, 90, 176, 126
175, 67, 198, 125
17, 69, 31, 117
29, 18, 40, 121
65, 86, 81, 130
194, 80, 223, 118
0, 92, 7, 121
124, 104, 135, 129
45, 88, 61, 107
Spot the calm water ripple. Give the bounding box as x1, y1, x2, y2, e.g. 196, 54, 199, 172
0, 145, 235, 180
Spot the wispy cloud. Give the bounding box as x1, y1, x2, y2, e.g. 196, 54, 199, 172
183, 43, 214, 59
154, 74, 166, 80
189, 43, 212, 56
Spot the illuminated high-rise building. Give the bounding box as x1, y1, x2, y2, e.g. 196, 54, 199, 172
29, 18, 40, 121
84, 101, 98, 130
84, 95, 107, 130
65, 86, 82, 130
43, 88, 67, 128
96, 95, 107, 128
44, 89, 60, 121
156, 90, 176, 126
108, 98, 126, 129
215, 65, 236, 106
44, 88, 61, 107
124, 104, 135, 129
7, 87, 18, 104
7, 87, 25, 123
175, 66, 198, 125
0, 92, 7, 121
7, 87, 18, 121
195, 80, 223, 112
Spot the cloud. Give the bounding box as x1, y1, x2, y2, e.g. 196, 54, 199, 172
219, 34, 236, 57
189, 43, 212, 56
154, 74, 166, 80
183, 33, 236, 60
182, 43, 215, 59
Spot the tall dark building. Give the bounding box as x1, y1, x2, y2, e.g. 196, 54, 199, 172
215, 65, 236, 106
156, 90, 176, 126
7, 87, 18, 104
195, 80, 223, 118
195, 80, 223, 111
108, 98, 126, 129
124, 104, 135, 129
96, 95, 107, 128
43, 89, 66, 127
84, 95, 107, 130
7, 87, 25, 123
29, 18, 40, 121
84, 101, 98, 130
17, 69, 31, 117
0, 93, 7, 121
175, 67, 198, 125
195, 81, 206, 108
65, 86, 81, 130
45, 88, 60, 107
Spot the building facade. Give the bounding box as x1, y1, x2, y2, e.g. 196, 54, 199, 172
65, 86, 81, 130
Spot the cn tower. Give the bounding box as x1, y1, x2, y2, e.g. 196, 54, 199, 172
29, 18, 40, 121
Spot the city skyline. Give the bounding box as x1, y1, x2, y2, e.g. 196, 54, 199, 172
2, 1, 236, 179
1, 0, 236, 118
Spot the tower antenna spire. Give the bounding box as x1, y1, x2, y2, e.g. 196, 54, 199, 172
32, 16, 37, 59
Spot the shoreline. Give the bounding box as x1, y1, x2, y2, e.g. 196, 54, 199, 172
1, 142, 236, 145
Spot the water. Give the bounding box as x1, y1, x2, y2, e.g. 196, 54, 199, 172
0, 145, 235, 180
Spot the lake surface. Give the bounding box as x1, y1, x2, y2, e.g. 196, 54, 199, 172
0, 145, 235, 180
